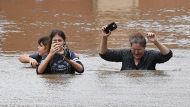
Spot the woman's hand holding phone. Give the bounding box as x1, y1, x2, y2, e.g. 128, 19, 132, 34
50, 42, 63, 54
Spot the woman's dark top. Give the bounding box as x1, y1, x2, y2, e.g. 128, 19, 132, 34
36, 52, 84, 74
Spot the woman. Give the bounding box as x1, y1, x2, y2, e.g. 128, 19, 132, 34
37, 29, 84, 74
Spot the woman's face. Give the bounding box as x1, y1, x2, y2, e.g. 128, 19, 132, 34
52, 34, 65, 46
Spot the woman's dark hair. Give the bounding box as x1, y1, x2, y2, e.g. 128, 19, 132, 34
48, 29, 66, 52
129, 32, 146, 47
38, 36, 49, 47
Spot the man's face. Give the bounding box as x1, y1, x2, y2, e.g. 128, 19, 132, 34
131, 43, 145, 60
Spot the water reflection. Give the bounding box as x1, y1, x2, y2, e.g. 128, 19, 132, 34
0, 49, 190, 106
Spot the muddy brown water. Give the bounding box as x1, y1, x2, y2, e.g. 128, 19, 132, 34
0, 0, 190, 106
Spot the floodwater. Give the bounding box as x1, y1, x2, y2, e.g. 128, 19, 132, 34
0, 0, 190, 106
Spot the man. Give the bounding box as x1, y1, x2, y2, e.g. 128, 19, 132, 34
99, 26, 173, 70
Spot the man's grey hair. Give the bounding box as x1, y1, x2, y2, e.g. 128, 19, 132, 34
129, 32, 146, 47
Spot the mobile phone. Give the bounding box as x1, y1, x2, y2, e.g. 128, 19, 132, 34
63, 45, 71, 59
104, 22, 117, 34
